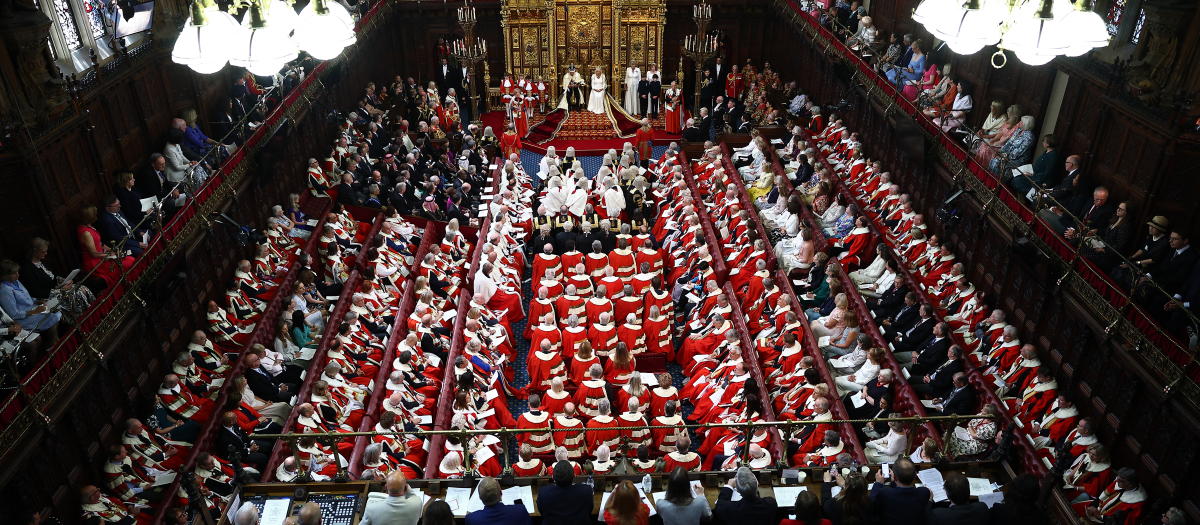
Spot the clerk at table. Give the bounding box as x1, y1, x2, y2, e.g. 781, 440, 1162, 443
465, 477, 531, 525
536, 461, 595, 525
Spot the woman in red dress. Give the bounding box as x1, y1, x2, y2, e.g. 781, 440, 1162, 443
78, 205, 134, 290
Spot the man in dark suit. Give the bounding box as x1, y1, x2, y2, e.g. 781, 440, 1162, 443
880, 293, 920, 339
904, 322, 951, 374
682, 117, 704, 143
97, 194, 151, 256
1042, 154, 1082, 202
242, 353, 294, 403
928, 373, 975, 416
698, 69, 716, 110
1142, 229, 1198, 296
724, 99, 743, 131
646, 74, 661, 119
458, 64, 473, 124
711, 96, 728, 130
336, 173, 365, 206
869, 274, 910, 319
435, 58, 453, 94
911, 345, 965, 396
135, 153, 170, 200
555, 222, 579, 256
462, 142, 485, 173
871, 457, 932, 525
1164, 264, 1200, 340
715, 467, 778, 524
708, 56, 728, 88
465, 477, 531, 525
536, 461, 594, 525
1053, 186, 1116, 236
890, 304, 935, 351
529, 227, 557, 261
928, 473, 989, 525
637, 76, 652, 118
215, 411, 270, 472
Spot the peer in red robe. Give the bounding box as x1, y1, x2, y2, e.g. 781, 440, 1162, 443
525, 291, 558, 339
501, 125, 522, 158
837, 222, 872, 268
636, 123, 655, 166
573, 367, 610, 418
528, 340, 567, 390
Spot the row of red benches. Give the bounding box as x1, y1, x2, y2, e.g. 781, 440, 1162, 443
804, 134, 1048, 476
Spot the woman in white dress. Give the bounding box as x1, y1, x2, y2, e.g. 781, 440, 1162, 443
588, 67, 608, 114
818, 192, 846, 228
833, 346, 882, 396
865, 419, 908, 463
624, 62, 642, 115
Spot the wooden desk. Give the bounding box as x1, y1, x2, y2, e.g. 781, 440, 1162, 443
227, 463, 1007, 523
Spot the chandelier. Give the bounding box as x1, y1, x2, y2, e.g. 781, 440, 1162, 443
172, 0, 357, 75
912, 0, 1108, 67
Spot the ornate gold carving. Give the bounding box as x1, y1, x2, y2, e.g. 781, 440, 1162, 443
568, 5, 601, 45
523, 27, 540, 62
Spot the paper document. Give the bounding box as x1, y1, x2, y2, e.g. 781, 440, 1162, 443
818, 336, 830, 347
850, 394, 867, 409
773, 486, 808, 506
640, 372, 659, 387
297, 346, 318, 361
260, 498, 291, 525
501, 486, 536, 513
152, 471, 177, 487
916, 468, 943, 485
140, 197, 158, 212
917, 469, 947, 502
58, 269, 79, 287
967, 477, 993, 496
978, 492, 1005, 508
444, 487, 473, 516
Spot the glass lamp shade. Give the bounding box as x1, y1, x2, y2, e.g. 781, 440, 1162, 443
267, 0, 301, 34
294, 2, 357, 60
1000, 0, 1070, 65
927, 8, 1002, 55
229, 24, 298, 76
321, 0, 356, 26
1054, 8, 1109, 56
912, 0, 961, 26
172, 9, 242, 73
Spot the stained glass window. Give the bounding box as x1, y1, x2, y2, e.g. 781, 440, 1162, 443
83, 0, 109, 40
1130, 9, 1145, 44
1105, 0, 1126, 37
51, 0, 83, 50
